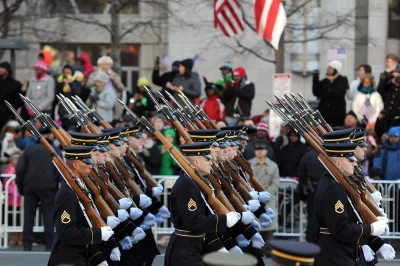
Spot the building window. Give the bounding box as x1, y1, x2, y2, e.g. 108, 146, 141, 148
389, 0, 400, 39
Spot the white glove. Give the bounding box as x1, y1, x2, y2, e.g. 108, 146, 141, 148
378, 244, 396, 261
258, 191, 271, 203
139, 194, 152, 208
131, 227, 146, 243
118, 198, 132, 209
117, 209, 129, 222
371, 220, 386, 236
158, 206, 171, 219
251, 220, 261, 232
377, 216, 388, 224
119, 236, 132, 250
251, 233, 265, 249
241, 212, 254, 225
377, 216, 390, 235
152, 186, 163, 197
106, 216, 121, 229
140, 213, 155, 229
100, 226, 114, 241
154, 213, 165, 223
226, 212, 241, 228
371, 191, 382, 206
97, 261, 108, 266
243, 204, 251, 211
249, 191, 259, 200
235, 234, 250, 248
247, 200, 261, 212
378, 208, 387, 217
110, 247, 121, 261
129, 208, 143, 220
260, 213, 273, 228
265, 207, 276, 219
362, 245, 375, 262
217, 247, 229, 253
4, 132, 14, 141
229, 245, 243, 254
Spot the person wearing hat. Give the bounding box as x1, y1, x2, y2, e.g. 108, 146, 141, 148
215, 61, 234, 91
0, 61, 23, 131
25, 60, 55, 118
165, 141, 242, 266
130, 77, 156, 118
152, 57, 180, 97
15, 126, 60, 251
171, 58, 201, 105
278, 129, 308, 178
47, 146, 114, 266
344, 110, 361, 129
248, 140, 279, 257
314, 138, 387, 265
222, 67, 255, 126
87, 70, 116, 123
312, 60, 349, 127
200, 77, 226, 123
377, 54, 399, 104
372, 126, 400, 181
158, 128, 180, 175
269, 239, 320, 266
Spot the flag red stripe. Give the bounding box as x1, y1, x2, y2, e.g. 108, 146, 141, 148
226, 1, 244, 31
264, 0, 281, 40
221, 10, 238, 35
254, 0, 266, 33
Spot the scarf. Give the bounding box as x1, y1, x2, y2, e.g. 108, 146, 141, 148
360, 86, 374, 95
327, 73, 339, 83
35, 72, 47, 82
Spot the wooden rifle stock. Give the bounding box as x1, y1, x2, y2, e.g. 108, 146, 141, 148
39, 137, 106, 228
103, 163, 132, 198
235, 154, 266, 192
49, 128, 68, 147
194, 118, 207, 129
172, 120, 192, 143
57, 127, 72, 146
114, 158, 144, 196
152, 130, 229, 214
90, 170, 122, 212
224, 161, 253, 191
222, 162, 254, 202
207, 173, 235, 212
108, 160, 143, 196
99, 120, 112, 129
87, 122, 102, 134
126, 149, 158, 188
82, 176, 115, 217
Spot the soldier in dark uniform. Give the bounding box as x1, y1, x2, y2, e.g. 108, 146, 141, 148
269, 240, 320, 266
165, 141, 241, 266
48, 146, 114, 266
314, 139, 387, 266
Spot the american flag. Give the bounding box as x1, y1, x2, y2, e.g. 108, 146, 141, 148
361, 98, 375, 121
214, 0, 245, 37
328, 48, 347, 60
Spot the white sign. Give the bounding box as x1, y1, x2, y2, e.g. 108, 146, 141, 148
272, 73, 291, 99
268, 109, 284, 141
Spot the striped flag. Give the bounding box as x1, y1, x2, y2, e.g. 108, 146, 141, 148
361, 98, 375, 121
214, 0, 245, 37
254, 0, 287, 50
328, 48, 347, 60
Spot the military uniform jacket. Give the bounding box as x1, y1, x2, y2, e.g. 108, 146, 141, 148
314, 171, 371, 266
48, 181, 103, 266
165, 173, 227, 266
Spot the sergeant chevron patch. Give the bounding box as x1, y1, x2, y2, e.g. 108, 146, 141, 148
335, 200, 344, 214
188, 198, 197, 211
61, 210, 71, 224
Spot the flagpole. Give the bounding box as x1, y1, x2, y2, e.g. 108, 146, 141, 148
275, 0, 286, 73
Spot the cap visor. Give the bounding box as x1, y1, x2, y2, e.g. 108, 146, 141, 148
98, 146, 108, 152
133, 133, 144, 140
92, 145, 102, 151
358, 141, 368, 148
348, 156, 357, 162
83, 158, 95, 165
204, 154, 213, 160
212, 142, 219, 147
112, 140, 122, 146
121, 136, 129, 142
218, 143, 228, 148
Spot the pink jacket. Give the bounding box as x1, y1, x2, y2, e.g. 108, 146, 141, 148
3, 165, 21, 207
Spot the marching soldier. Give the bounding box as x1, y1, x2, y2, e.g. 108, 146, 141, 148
48, 146, 114, 266
165, 141, 241, 266
314, 137, 387, 266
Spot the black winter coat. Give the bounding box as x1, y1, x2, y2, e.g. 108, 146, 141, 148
312, 74, 349, 127
0, 75, 23, 130
377, 71, 395, 105
278, 141, 308, 177
151, 67, 178, 98
223, 80, 255, 117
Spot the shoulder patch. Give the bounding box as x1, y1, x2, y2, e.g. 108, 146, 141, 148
61, 210, 71, 224
335, 200, 344, 214
188, 198, 197, 212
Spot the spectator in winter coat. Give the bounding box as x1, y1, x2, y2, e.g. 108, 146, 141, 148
215, 61, 234, 94
158, 129, 180, 175
346, 64, 372, 112
382, 65, 400, 128
87, 71, 116, 122
312, 60, 349, 127
278, 129, 308, 177
152, 57, 180, 98
171, 58, 201, 105
0, 120, 21, 172
352, 74, 384, 125
373, 126, 400, 180
140, 133, 161, 175
222, 67, 255, 126
0, 61, 23, 131
77, 52, 95, 81
25, 60, 55, 116
53, 65, 83, 129
200, 77, 225, 122
86, 56, 127, 121
130, 77, 155, 118
377, 54, 399, 103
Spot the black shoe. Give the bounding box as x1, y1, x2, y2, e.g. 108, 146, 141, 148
23, 247, 32, 251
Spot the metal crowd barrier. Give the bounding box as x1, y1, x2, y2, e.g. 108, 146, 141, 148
0, 174, 306, 248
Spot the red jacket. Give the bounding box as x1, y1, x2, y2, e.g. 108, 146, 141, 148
200, 95, 225, 122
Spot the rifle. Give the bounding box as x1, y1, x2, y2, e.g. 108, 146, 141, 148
72, 95, 113, 129
105, 161, 143, 197
21, 94, 69, 147
267, 100, 379, 224
221, 162, 254, 202
89, 169, 123, 212
113, 157, 145, 196
125, 149, 159, 188
82, 174, 115, 218
212, 164, 246, 207
120, 101, 229, 214
235, 152, 266, 192
297, 93, 332, 132
97, 166, 129, 201
206, 172, 235, 212
57, 94, 92, 133
5, 101, 106, 228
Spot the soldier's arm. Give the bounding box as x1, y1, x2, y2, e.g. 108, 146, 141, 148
177, 180, 227, 233
323, 183, 371, 245
55, 188, 102, 245
205, 233, 225, 252
368, 236, 385, 253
